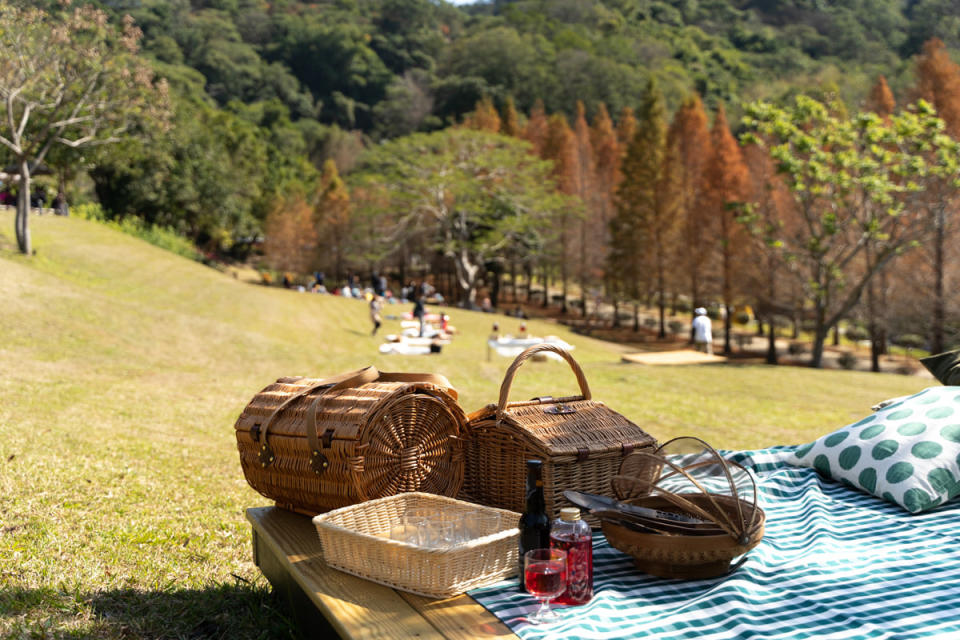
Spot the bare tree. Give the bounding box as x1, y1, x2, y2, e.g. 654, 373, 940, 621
0, 5, 169, 254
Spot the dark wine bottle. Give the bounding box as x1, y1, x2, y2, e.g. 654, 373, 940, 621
518, 459, 551, 592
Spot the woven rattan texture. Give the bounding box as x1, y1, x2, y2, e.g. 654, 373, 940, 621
236, 376, 465, 515
461, 344, 656, 525
313, 492, 520, 598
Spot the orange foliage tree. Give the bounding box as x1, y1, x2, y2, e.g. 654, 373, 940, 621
315, 159, 352, 284
573, 101, 598, 315
703, 104, 749, 355
264, 192, 317, 278
542, 112, 580, 312
915, 38, 960, 137
463, 95, 501, 133
590, 103, 620, 305
667, 93, 712, 339
867, 75, 895, 120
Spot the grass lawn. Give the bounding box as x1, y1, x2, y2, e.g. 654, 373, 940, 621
0, 211, 933, 638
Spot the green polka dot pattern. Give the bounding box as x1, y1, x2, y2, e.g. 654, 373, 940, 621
792, 386, 960, 513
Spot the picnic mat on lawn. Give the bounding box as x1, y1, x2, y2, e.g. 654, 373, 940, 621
469, 447, 960, 639
621, 349, 727, 365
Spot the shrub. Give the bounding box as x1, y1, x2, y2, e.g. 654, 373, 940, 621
845, 325, 869, 342
734, 311, 751, 325
674, 298, 692, 313
668, 320, 684, 334
894, 334, 925, 350
707, 307, 720, 320
788, 341, 807, 355
643, 317, 657, 328
837, 351, 858, 370
75, 203, 200, 262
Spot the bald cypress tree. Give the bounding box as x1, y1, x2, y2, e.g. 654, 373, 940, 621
611, 80, 670, 334
703, 104, 749, 355
667, 93, 713, 341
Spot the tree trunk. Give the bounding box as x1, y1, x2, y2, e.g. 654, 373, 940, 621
15, 159, 31, 255
490, 268, 501, 310
766, 317, 778, 365
657, 296, 666, 339
810, 305, 827, 368
723, 305, 732, 355
633, 302, 639, 332
932, 207, 945, 354
867, 251, 880, 373
832, 324, 840, 347
541, 264, 549, 308
612, 298, 620, 328
510, 258, 518, 303
525, 263, 533, 303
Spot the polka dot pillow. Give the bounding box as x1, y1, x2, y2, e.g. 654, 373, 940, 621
792, 386, 960, 513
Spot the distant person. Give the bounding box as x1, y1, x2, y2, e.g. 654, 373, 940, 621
693, 307, 713, 355
313, 271, 325, 289
518, 322, 527, 337
370, 296, 383, 336
412, 296, 426, 337
481, 296, 492, 313
282, 273, 293, 289
54, 189, 69, 216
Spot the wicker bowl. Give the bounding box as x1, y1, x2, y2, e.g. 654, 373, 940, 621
601, 494, 765, 580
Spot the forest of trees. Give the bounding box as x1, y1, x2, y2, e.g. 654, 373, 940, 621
5, 0, 960, 366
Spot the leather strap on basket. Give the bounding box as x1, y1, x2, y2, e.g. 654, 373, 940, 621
305, 368, 456, 474
256, 366, 456, 470
496, 343, 592, 422
255, 367, 378, 467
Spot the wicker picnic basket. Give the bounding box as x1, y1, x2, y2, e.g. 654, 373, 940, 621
313, 492, 520, 598
235, 366, 466, 515
462, 344, 657, 526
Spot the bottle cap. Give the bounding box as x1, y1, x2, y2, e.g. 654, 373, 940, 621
560, 507, 581, 522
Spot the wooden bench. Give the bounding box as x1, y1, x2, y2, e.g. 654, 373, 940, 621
247, 507, 517, 639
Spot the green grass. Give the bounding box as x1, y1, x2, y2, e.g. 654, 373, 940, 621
0, 211, 932, 638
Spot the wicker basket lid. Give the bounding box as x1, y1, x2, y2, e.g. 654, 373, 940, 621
469, 344, 655, 457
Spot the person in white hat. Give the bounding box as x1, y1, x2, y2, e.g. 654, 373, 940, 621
692, 307, 713, 354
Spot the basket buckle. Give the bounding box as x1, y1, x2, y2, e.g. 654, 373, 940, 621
258, 443, 275, 467
311, 428, 336, 475
311, 449, 329, 474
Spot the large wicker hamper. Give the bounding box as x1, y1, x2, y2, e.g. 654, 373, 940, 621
462, 344, 657, 526
235, 366, 466, 515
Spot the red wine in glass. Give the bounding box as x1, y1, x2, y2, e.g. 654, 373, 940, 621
523, 549, 566, 624
524, 560, 565, 597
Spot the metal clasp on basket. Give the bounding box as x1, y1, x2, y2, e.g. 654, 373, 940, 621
311, 428, 335, 475
544, 403, 576, 415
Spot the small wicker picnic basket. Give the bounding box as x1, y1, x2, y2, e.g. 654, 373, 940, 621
313, 492, 519, 598
601, 437, 765, 579
235, 367, 466, 515
461, 344, 657, 525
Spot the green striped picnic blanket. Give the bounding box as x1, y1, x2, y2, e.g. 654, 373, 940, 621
469, 447, 960, 639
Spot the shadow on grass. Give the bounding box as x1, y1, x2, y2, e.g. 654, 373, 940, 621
2, 580, 305, 639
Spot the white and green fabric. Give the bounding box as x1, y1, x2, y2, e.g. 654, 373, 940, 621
792, 386, 960, 513
469, 446, 960, 639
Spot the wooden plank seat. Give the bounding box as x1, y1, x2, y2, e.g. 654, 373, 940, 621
247, 507, 516, 639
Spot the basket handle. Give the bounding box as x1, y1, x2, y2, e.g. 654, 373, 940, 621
496, 344, 591, 420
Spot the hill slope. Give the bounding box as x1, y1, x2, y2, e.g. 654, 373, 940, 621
0, 211, 930, 637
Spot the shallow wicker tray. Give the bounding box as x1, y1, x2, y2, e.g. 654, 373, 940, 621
312, 492, 519, 598
601, 494, 765, 580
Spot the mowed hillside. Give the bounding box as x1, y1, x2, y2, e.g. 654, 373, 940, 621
0, 211, 932, 637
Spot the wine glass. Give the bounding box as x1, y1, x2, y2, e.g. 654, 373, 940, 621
523, 548, 567, 624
